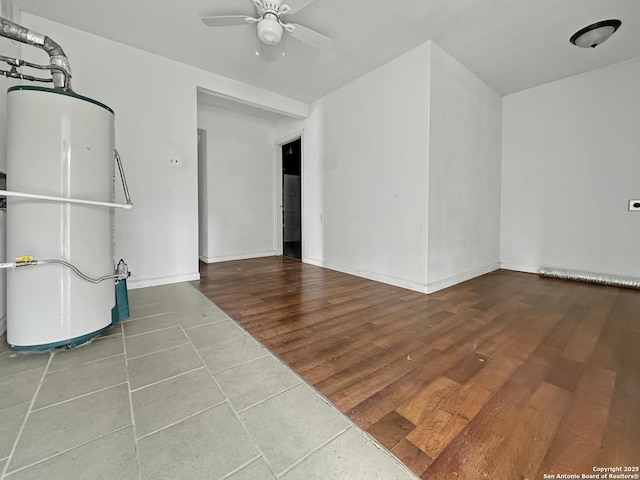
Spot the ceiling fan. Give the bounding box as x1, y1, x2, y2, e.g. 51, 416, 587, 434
201, 0, 332, 58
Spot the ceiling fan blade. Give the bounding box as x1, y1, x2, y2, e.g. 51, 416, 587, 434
289, 24, 332, 50
201, 15, 250, 27
285, 0, 317, 15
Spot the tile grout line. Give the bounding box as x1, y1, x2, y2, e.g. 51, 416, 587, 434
126, 341, 191, 361
180, 316, 234, 330
125, 311, 172, 322
30, 381, 129, 413
217, 455, 264, 480
168, 300, 220, 310
135, 401, 226, 441
46, 343, 125, 373
235, 380, 303, 414
209, 352, 271, 376
0, 365, 49, 382
99, 323, 123, 339
129, 365, 207, 393
213, 350, 274, 370
121, 322, 144, 480
123, 324, 183, 340
180, 317, 280, 479
123, 315, 231, 340
1, 352, 53, 479
125, 341, 191, 362
274, 425, 353, 479
2, 426, 132, 477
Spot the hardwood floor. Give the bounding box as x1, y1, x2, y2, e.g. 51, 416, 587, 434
194, 257, 640, 479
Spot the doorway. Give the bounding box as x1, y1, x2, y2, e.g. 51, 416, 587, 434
282, 138, 301, 260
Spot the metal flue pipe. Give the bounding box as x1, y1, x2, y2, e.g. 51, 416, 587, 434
0, 16, 71, 89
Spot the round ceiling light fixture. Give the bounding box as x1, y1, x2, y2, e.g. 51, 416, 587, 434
570, 19, 622, 48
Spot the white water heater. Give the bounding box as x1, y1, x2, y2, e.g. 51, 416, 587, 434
6, 86, 116, 350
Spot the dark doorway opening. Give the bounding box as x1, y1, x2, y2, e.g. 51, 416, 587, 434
282, 138, 301, 260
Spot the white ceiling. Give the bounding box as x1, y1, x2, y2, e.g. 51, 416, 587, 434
15, 0, 640, 104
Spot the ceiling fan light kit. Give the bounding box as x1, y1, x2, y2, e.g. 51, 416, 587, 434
570, 19, 621, 48
201, 0, 332, 59
257, 13, 283, 45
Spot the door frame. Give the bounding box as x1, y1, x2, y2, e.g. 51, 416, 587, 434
196, 128, 208, 263
274, 130, 304, 257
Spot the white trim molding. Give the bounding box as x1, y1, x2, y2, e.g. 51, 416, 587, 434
500, 263, 539, 274
199, 252, 276, 264
427, 263, 501, 294
304, 257, 430, 294
127, 272, 201, 290
304, 259, 501, 295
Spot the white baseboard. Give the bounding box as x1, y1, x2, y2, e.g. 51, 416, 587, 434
427, 263, 501, 294
199, 252, 276, 264
303, 259, 503, 295
500, 263, 540, 274
303, 258, 429, 294
0, 314, 6, 336
127, 272, 200, 290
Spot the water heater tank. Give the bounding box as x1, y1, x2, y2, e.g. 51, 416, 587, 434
6, 86, 116, 350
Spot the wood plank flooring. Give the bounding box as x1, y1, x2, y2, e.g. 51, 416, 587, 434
194, 257, 640, 479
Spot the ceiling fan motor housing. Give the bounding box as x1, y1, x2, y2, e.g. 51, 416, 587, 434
264, 2, 279, 9
254, 0, 283, 17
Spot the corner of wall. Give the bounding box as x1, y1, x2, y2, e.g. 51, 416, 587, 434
426, 40, 502, 288
424, 41, 432, 287
427, 263, 500, 294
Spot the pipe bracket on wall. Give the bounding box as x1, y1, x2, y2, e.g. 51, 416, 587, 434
114, 149, 133, 207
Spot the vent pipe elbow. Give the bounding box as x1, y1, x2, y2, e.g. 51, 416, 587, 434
0, 16, 71, 89
42, 35, 71, 89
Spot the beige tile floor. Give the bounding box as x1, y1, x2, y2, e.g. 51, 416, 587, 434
0, 282, 418, 480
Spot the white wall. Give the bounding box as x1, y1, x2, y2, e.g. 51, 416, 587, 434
272, 41, 503, 294
18, 14, 307, 289
501, 57, 640, 278
197, 105, 276, 262
427, 43, 502, 291
280, 42, 432, 292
